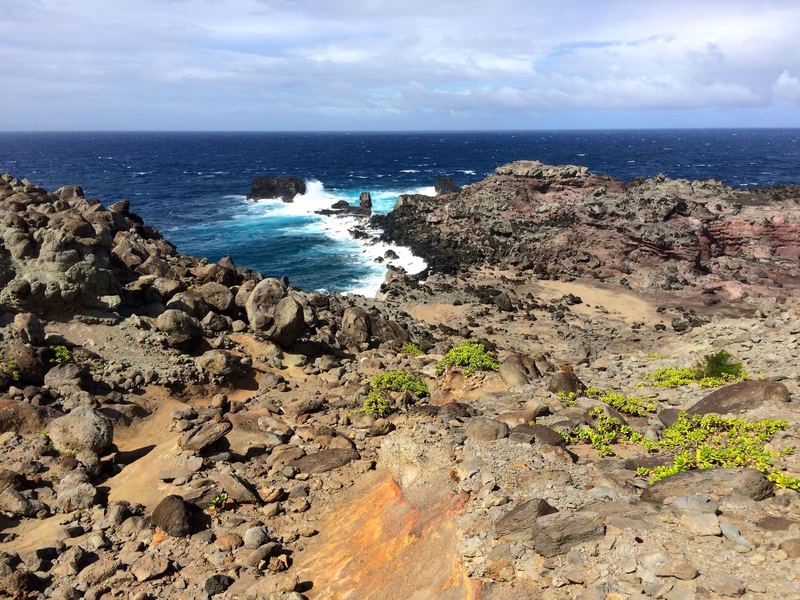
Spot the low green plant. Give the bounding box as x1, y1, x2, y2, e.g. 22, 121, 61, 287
642, 349, 750, 389
556, 391, 578, 406
208, 490, 230, 512
355, 390, 393, 419
436, 340, 500, 377
0, 353, 20, 382
401, 341, 424, 357
585, 388, 656, 416
635, 413, 797, 489
371, 370, 429, 397
50, 345, 75, 365
561, 407, 654, 456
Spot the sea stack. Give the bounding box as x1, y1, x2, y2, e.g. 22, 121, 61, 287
248, 176, 306, 202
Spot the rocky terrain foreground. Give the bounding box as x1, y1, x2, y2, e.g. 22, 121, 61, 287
0, 163, 799, 600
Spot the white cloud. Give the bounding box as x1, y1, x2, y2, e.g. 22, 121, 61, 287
773, 71, 800, 103
1, 0, 799, 128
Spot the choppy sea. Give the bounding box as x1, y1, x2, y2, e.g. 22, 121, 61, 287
1, 130, 798, 294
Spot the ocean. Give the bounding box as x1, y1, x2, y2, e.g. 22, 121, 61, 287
1, 130, 798, 294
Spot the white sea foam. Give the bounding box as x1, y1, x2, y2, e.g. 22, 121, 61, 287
400, 169, 420, 173
242, 179, 427, 297
460, 169, 476, 175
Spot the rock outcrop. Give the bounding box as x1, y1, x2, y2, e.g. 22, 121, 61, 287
247, 176, 306, 202
378, 160, 800, 300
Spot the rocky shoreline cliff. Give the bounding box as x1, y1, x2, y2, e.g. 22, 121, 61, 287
1, 164, 799, 600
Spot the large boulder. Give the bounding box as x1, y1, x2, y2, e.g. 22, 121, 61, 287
434, 176, 461, 195
3, 342, 48, 385
195, 350, 238, 378
248, 176, 306, 202
197, 282, 234, 314
11, 313, 45, 345
341, 307, 370, 344
48, 407, 113, 455
154, 309, 203, 349
688, 380, 791, 417
151, 495, 192, 537
269, 296, 305, 348
245, 278, 286, 330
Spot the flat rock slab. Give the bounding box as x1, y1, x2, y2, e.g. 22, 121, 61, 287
179, 420, 232, 452
688, 380, 790, 417
641, 468, 772, 503
530, 510, 605, 557
495, 498, 558, 538
290, 448, 360, 474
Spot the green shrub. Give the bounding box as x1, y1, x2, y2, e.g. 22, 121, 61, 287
561, 407, 654, 457
0, 353, 20, 381
401, 341, 424, 357
371, 370, 429, 397
561, 410, 799, 490
585, 388, 656, 416
50, 345, 75, 365
635, 412, 796, 489
642, 349, 750, 389
436, 340, 500, 377
356, 390, 393, 418
208, 490, 229, 512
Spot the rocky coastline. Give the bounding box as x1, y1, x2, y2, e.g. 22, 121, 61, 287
1, 163, 799, 600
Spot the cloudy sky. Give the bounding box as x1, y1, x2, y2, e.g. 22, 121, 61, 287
2, 0, 800, 130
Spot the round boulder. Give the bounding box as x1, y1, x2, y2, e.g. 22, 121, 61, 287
197, 282, 234, 314
245, 278, 286, 330
269, 296, 305, 348
151, 495, 192, 537
154, 309, 203, 349
48, 406, 113, 455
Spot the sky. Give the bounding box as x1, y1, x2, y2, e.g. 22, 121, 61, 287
2, 0, 800, 130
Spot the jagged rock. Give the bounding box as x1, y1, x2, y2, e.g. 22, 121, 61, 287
131, 552, 170, 582
151, 495, 192, 537
495, 499, 558, 537
434, 176, 461, 195
11, 313, 44, 345
290, 448, 360, 474
179, 419, 232, 452
530, 510, 605, 557
341, 307, 370, 344
499, 354, 529, 386
248, 176, 306, 202
48, 407, 113, 455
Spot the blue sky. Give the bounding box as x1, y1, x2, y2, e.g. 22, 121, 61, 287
2, 0, 800, 130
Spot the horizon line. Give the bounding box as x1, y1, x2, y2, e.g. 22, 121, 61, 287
2, 126, 800, 135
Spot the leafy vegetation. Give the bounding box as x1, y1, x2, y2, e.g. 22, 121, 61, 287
560, 407, 799, 490
642, 349, 750, 389
356, 390, 393, 419
208, 490, 230, 513
585, 388, 656, 416
556, 388, 655, 416
561, 408, 655, 457
0, 353, 20, 382
401, 341, 424, 357
50, 345, 75, 365
436, 340, 500, 377
371, 370, 429, 397
636, 413, 797, 488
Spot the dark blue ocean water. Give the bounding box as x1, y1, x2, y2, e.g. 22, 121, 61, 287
1, 130, 798, 293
